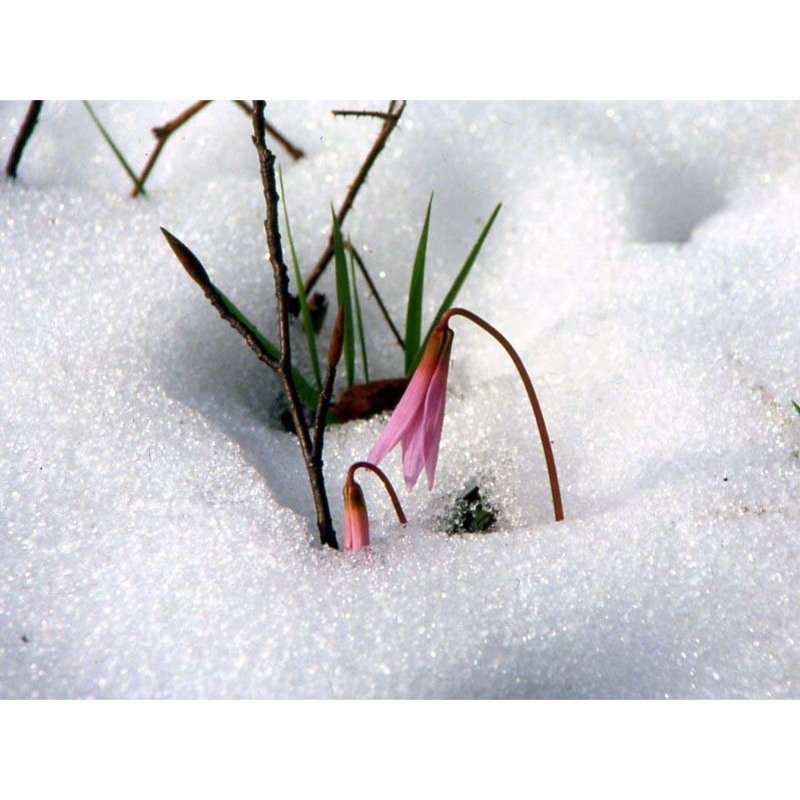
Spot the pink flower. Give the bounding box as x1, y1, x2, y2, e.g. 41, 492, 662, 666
342, 462, 407, 552
343, 480, 370, 551
368, 322, 454, 490
367, 308, 565, 521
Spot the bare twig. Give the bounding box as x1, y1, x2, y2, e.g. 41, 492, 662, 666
251, 100, 338, 549
302, 100, 406, 294
133, 101, 304, 198
5, 101, 43, 179
332, 109, 397, 121
346, 243, 405, 351
233, 100, 304, 161
312, 306, 345, 459
131, 101, 212, 197
160, 227, 279, 371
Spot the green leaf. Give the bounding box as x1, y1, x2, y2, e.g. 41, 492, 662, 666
331, 208, 355, 387
415, 202, 502, 371
793, 400, 800, 416
82, 101, 146, 195
279, 168, 322, 391
348, 240, 370, 383
405, 193, 434, 375
215, 287, 320, 411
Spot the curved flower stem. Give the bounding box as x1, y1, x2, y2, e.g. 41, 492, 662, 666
347, 462, 407, 526
443, 308, 564, 522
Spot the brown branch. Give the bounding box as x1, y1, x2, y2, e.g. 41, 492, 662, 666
346, 243, 405, 351
312, 306, 345, 459
5, 101, 43, 179
233, 100, 304, 161
302, 100, 406, 295
332, 109, 396, 121
252, 100, 338, 549
132, 101, 212, 197
160, 227, 279, 371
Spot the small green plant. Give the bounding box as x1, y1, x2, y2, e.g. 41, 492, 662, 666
281, 185, 501, 413
445, 485, 497, 534
793, 400, 800, 416
327, 194, 502, 391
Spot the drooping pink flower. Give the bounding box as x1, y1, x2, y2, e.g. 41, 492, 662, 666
343, 480, 370, 551
367, 308, 564, 521
367, 322, 454, 490
342, 462, 407, 552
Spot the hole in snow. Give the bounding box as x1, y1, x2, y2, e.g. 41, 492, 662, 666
630, 161, 726, 244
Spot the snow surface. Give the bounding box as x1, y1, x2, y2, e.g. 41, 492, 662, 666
1, 101, 799, 698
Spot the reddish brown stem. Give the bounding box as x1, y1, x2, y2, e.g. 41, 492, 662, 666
443, 308, 564, 522
347, 462, 407, 525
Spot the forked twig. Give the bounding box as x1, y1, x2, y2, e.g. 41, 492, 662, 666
302, 100, 406, 294
162, 101, 340, 549
233, 101, 305, 161
133, 100, 305, 198
131, 101, 212, 197
251, 100, 338, 548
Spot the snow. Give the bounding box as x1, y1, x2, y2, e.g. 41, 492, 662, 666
1, 101, 798, 698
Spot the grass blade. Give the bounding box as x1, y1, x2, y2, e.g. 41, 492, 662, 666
415, 202, 502, 370
405, 193, 434, 375
82, 101, 146, 195
279, 167, 322, 390
793, 400, 800, 416
348, 239, 370, 383
331, 208, 355, 387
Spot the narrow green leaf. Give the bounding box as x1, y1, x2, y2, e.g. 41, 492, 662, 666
405, 193, 434, 375
82, 101, 146, 195
348, 240, 370, 383
793, 400, 800, 416
415, 202, 502, 370
331, 208, 355, 387
279, 167, 322, 391
215, 287, 320, 410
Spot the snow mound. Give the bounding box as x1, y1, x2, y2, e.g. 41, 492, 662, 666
1, 101, 798, 697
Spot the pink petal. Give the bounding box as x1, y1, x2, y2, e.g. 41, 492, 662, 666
400, 413, 427, 490
367, 329, 446, 467
421, 329, 453, 489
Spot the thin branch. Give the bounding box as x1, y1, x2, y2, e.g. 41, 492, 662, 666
233, 100, 304, 161
252, 100, 338, 550
302, 100, 406, 294
5, 101, 43, 179
131, 100, 211, 197
346, 243, 405, 351
312, 306, 345, 458
160, 227, 279, 371
332, 109, 396, 121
